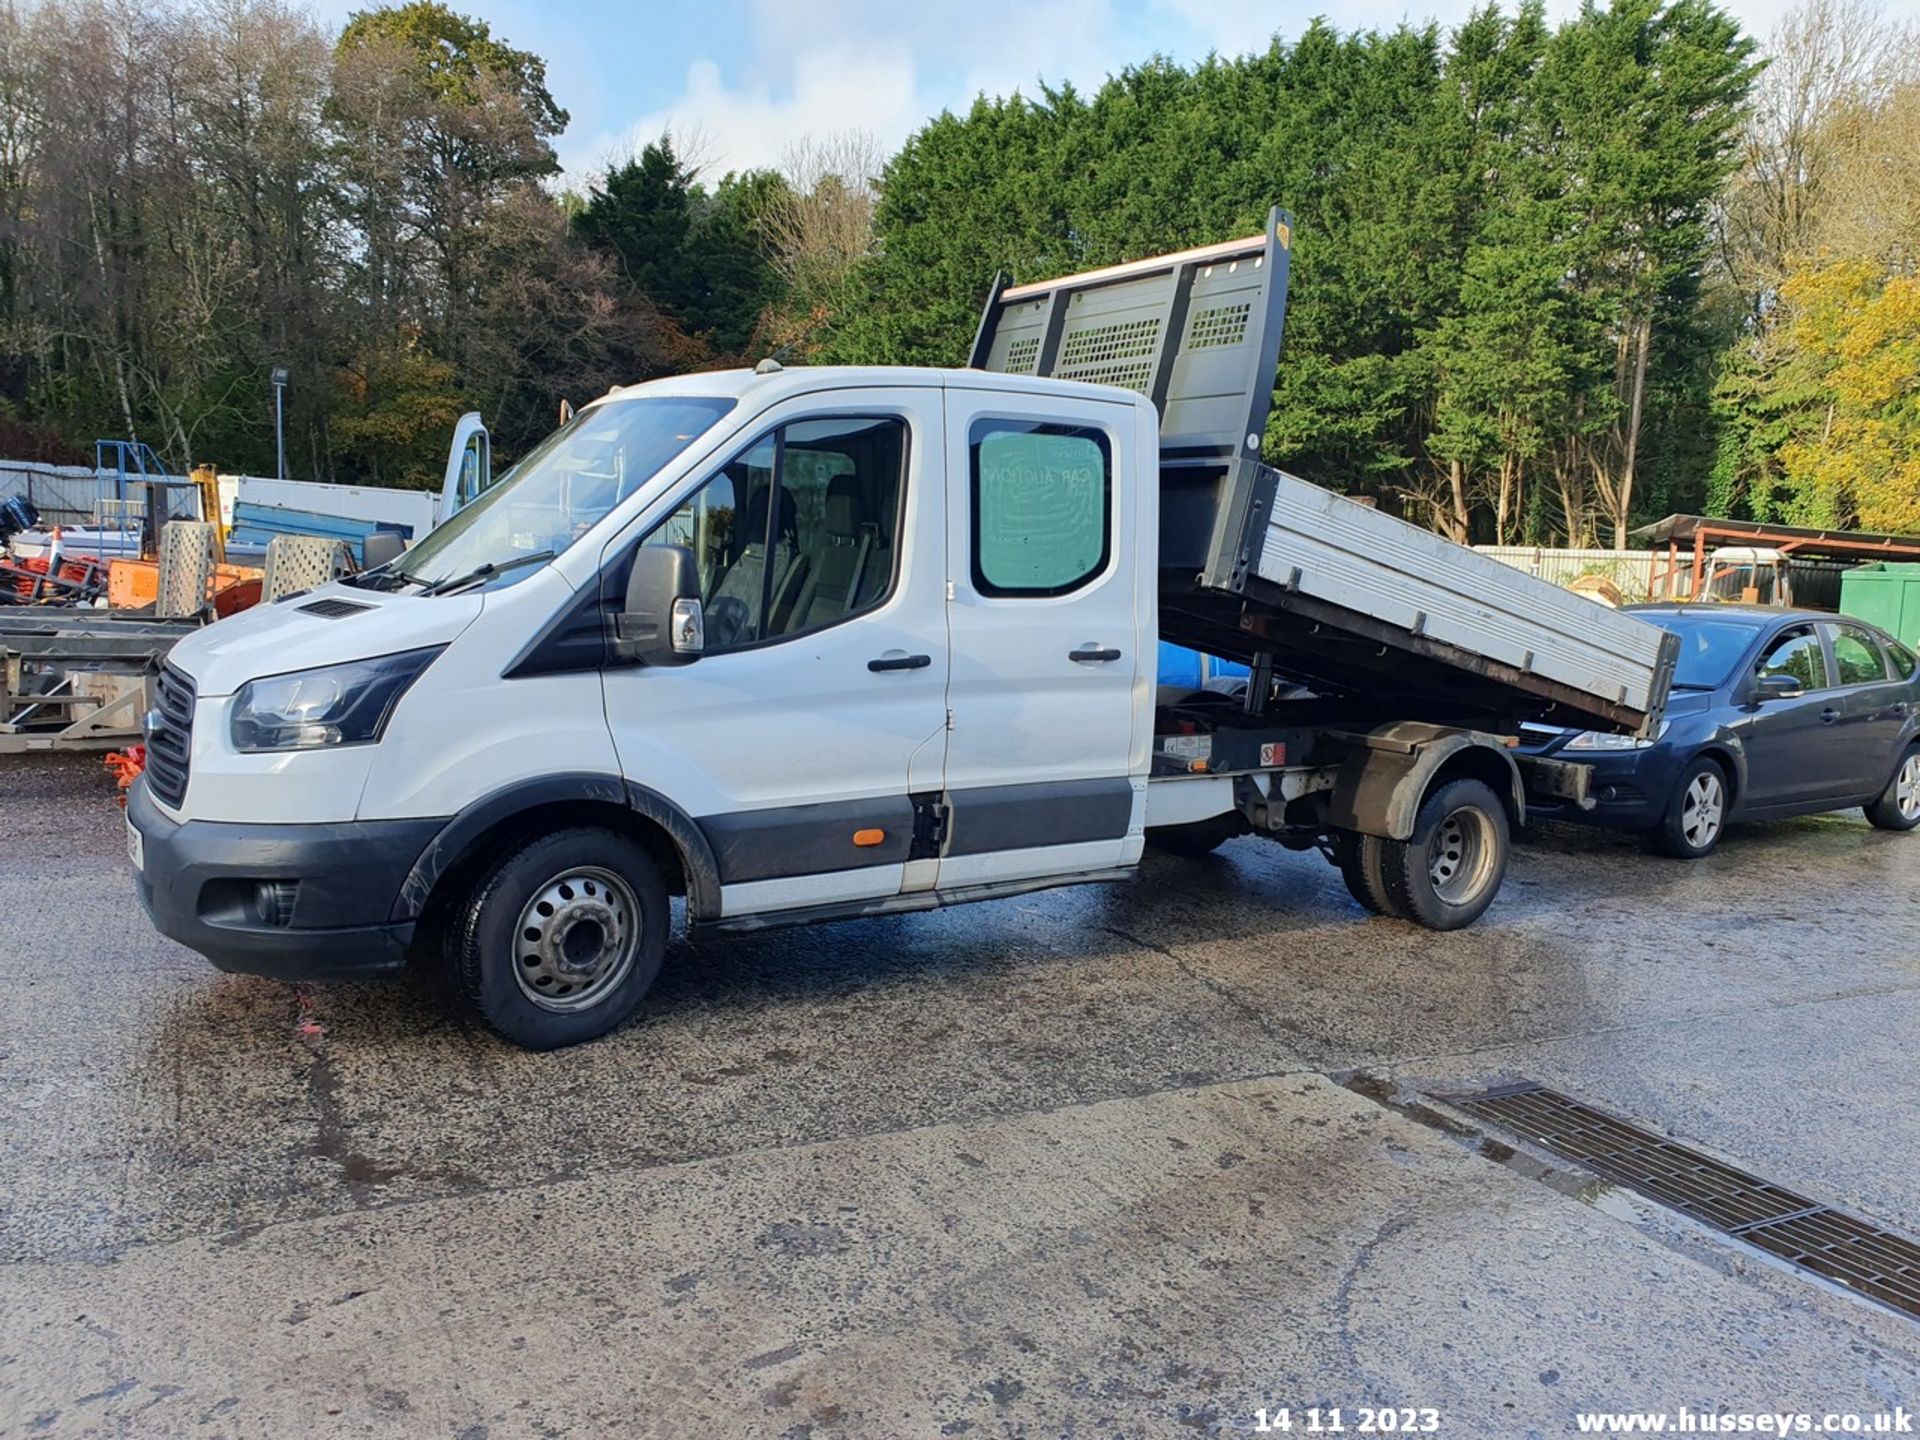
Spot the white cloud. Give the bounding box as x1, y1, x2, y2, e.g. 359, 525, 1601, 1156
565, 44, 925, 180
564, 0, 1133, 182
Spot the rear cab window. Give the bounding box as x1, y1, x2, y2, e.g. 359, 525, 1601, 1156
969, 419, 1112, 597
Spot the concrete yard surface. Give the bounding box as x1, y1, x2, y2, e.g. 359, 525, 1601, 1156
3, 752, 1919, 1437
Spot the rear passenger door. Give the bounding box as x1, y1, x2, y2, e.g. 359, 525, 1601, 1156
937, 389, 1145, 890
1823, 623, 1911, 797
601, 390, 951, 919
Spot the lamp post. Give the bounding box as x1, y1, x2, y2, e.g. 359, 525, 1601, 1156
270, 366, 289, 481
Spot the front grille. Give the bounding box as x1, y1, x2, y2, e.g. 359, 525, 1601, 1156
1518, 723, 1566, 750
144, 665, 196, 808
1454, 1084, 1920, 1321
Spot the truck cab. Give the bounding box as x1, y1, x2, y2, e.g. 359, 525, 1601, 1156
130, 365, 1170, 1046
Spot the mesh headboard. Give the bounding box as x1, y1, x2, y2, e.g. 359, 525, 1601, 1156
969, 208, 1293, 467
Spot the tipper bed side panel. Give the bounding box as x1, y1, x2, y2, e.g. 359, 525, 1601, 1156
1255, 473, 1674, 718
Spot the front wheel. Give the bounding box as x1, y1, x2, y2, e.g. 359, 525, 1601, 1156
1647, 756, 1729, 858
1865, 746, 1920, 832
447, 826, 668, 1049
1373, 778, 1511, 930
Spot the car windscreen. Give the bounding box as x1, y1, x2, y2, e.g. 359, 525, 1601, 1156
395, 396, 738, 590
1660, 616, 1767, 689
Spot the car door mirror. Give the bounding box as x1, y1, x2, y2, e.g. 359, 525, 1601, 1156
613, 545, 703, 665
1754, 673, 1803, 702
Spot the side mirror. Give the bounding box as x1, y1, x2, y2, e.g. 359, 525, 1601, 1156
360, 531, 405, 570
614, 545, 703, 665
1754, 673, 1803, 702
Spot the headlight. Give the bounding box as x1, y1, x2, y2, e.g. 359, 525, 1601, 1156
230, 647, 443, 752
1565, 721, 1669, 751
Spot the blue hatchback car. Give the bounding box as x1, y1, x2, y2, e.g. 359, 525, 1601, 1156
1520, 605, 1920, 857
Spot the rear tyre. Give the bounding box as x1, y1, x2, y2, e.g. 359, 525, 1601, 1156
1333, 830, 1400, 918
1144, 813, 1245, 857
1865, 746, 1920, 832
1647, 756, 1729, 859
447, 826, 668, 1050
1375, 778, 1510, 931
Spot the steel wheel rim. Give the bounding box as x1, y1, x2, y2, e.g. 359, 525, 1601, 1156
512, 866, 641, 1013
1681, 771, 1724, 848
1427, 805, 1498, 905
1898, 755, 1920, 820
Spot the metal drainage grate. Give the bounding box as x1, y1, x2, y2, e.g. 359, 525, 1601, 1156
1452, 1083, 1920, 1320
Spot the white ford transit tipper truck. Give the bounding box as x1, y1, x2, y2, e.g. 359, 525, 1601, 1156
128, 213, 1677, 1048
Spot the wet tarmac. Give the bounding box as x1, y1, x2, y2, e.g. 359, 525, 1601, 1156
3, 752, 1918, 1437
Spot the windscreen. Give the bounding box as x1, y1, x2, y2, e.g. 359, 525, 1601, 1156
1663, 617, 1765, 689
396, 396, 737, 590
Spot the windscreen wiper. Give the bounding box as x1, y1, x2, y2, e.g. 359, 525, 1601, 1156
415, 549, 557, 597
340, 565, 411, 592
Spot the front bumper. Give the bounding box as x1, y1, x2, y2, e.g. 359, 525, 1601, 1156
1521, 748, 1664, 827
128, 780, 443, 981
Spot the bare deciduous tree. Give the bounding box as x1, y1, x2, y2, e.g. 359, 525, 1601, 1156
757, 130, 880, 351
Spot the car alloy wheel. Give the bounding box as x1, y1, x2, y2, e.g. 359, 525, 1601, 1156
1680, 770, 1724, 850
1898, 753, 1920, 822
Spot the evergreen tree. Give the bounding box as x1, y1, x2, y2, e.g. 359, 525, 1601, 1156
573, 136, 779, 355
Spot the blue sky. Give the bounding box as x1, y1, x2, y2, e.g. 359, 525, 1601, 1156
314, 0, 1915, 181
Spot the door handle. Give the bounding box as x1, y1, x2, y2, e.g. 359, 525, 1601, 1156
1069, 646, 1123, 663
868, 653, 931, 672
1821, 706, 1841, 724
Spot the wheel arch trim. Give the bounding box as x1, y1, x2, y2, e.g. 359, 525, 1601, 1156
1326, 725, 1524, 842
391, 772, 722, 924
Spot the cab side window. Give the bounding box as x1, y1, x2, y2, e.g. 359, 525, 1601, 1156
1755, 628, 1828, 691
1889, 642, 1918, 680
643, 417, 906, 652
1829, 627, 1889, 686
970, 419, 1112, 597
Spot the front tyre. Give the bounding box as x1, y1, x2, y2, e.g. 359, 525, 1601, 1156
1865, 745, 1920, 832
449, 826, 668, 1050
1375, 778, 1510, 930
1648, 756, 1729, 858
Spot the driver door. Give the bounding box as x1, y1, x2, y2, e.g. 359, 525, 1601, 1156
599, 388, 951, 919
1739, 625, 1843, 808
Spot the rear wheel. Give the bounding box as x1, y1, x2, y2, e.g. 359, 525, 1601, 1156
1373, 778, 1510, 930
1333, 830, 1400, 918
1648, 756, 1729, 858
1865, 746, 1920, 832
447, 826, 668, 1050
1144, 813, 1246, 857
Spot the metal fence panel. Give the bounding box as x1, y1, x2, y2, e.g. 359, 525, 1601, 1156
0, 463, 126, 527
1474, 546, 1660, 601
